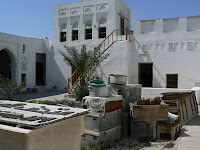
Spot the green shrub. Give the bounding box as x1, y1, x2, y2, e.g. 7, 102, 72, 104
163, 142, 175, 149
0, 75, 25, 100
81, 142, 111, 150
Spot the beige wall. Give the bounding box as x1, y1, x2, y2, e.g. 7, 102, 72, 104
0, 115, 86, 150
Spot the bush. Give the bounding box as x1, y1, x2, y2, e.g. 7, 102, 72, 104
163, 141, 175, 149
0, 75, 25, 100
81, 142, 111, 150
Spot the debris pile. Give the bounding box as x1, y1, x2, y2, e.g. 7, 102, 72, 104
134, 97, 161, 105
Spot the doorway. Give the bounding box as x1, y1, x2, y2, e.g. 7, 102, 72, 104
139, 63, 153, 87
0, 50, 11, 79
120, 17, 125, 35
36, 53, 46, 86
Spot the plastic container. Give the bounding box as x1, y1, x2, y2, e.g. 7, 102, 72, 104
89, 80, 109, 97
89, 80, 106, 87
110, 74, 127, 85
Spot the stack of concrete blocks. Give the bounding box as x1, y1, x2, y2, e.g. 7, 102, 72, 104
82, 93, 122, 145
129, 103, 169, 140
111, 84, 142, 138
130, 120, 157, 140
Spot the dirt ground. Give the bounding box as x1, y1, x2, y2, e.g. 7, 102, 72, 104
107, 138, 175, 150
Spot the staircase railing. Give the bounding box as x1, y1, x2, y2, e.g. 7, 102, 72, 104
67, 28, 131, 94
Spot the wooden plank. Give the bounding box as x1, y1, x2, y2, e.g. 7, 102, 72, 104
183, 99, 189, 120
190, 95, 195, 115
131, 105, 169, 121
180, 101, 185, 124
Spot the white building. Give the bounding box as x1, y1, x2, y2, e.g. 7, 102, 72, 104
1, 0, 200, 93
0, 33, 53, 88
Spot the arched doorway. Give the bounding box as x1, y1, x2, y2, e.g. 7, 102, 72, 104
0, 49, 16, 79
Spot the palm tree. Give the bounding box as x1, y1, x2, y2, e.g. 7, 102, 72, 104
60, 45, 104, 100
0, 75, 25, 100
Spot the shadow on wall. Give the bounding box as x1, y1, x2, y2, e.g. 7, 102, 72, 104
46, 44, 68, 91
132, 39, 163, 88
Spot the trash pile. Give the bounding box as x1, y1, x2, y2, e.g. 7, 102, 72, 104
134, 97, 161, 105
130, 91, 199, 140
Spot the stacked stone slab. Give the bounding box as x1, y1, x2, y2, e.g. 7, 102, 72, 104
111, 84, 142, 138
82, 90, 122, 145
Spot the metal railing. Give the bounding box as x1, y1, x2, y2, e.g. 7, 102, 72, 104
67, 28, 131, 94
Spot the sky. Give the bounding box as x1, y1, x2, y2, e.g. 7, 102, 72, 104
0, 0, 200, 40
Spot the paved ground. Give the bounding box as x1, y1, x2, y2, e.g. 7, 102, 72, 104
174, 106, 200, 150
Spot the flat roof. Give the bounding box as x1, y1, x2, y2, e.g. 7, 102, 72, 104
135, 15, 200, 22
0, 100, 89, 129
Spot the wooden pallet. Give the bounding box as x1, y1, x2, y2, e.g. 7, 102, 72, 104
157, 122, 181, 140
162, 91, 199, 126
130, 104, 169, 121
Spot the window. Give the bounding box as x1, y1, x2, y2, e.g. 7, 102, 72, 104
72, 30, 78, 41
60, 32, 66, 42
72, 10, 78, 15
99, 27, 106, 38
61, 23, 67, 29
169, 43, 174, 51
85, 8, 91, 13
85, 29, 92, 40
187, 42, 194, 50
21, 74, 26, 86
23, 45, 25, 53
142, 45, 148, 53
61, 12, 66, 16
99, 6, 106, 11
167, 74, 178, 88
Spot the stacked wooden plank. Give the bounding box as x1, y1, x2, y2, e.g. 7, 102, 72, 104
162, 91, 199, 126
129, 103, 169, 140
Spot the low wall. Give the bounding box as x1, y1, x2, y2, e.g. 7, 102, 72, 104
0, 115, 86, 150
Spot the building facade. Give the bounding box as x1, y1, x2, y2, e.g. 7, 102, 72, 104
133, 16, 200, 89
0, 32, 53, 88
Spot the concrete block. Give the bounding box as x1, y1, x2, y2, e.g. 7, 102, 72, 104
85, 109, 121, 132
82, 126, 121, 145
120, 84, 142, 113
130, 120, 156, 140
121, 112, 130, 138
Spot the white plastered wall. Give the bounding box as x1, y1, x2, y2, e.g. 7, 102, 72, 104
132, 16, 200, 89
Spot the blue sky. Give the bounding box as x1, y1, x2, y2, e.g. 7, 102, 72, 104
0, 0, 200, 40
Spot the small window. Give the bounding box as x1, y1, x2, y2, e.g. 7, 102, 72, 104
60, 32, 66, 42
169, 43, 174, 51
61, 23, 67, 29
85, 29, 92, 40
61, 12, 66, 16
99, 6, 106, 11
21, 74, 26, 86
156, 44, 160, 50
187, 42, 194, 50
142, 45, 148, 53
99, 27, 106, 38
23, 45, 25, 53
72, 30, 78, 41
167, 74, 178, 88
